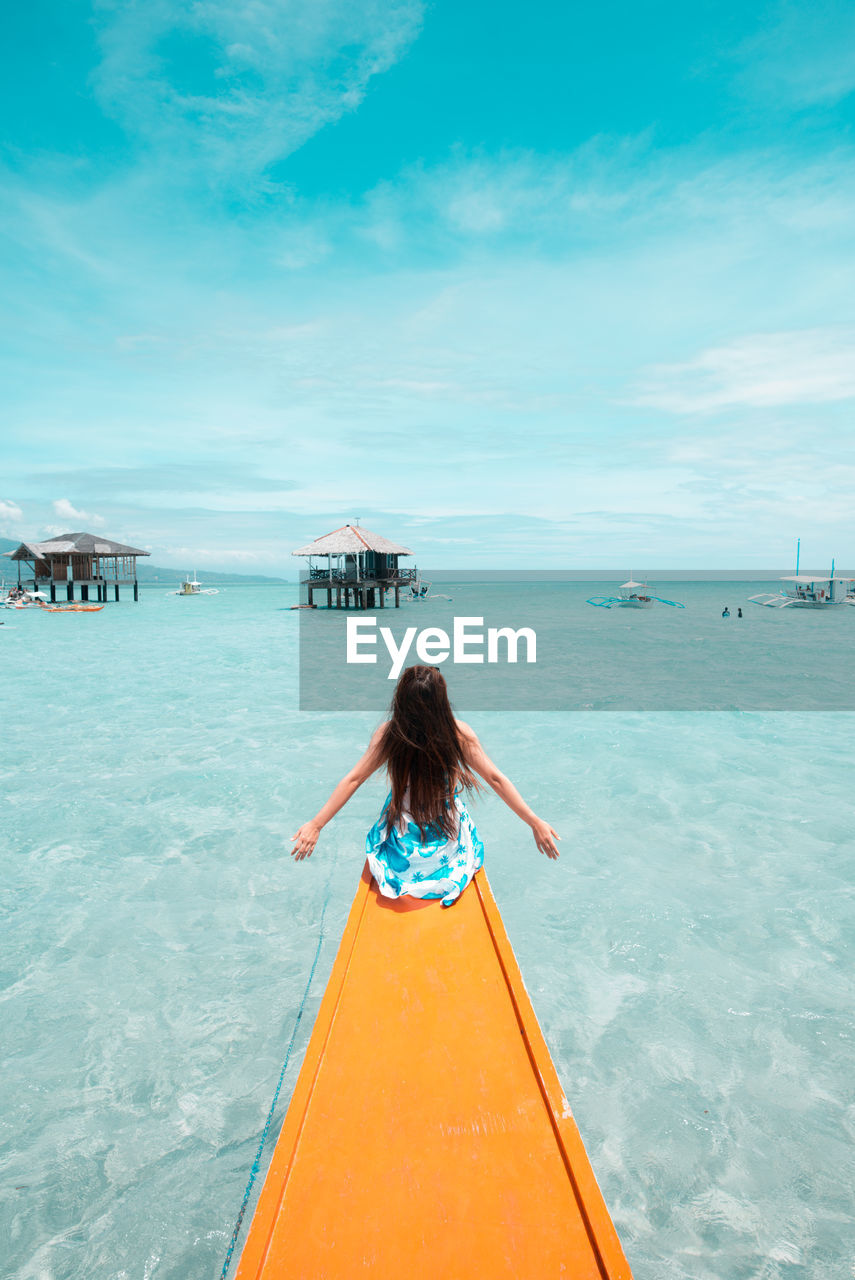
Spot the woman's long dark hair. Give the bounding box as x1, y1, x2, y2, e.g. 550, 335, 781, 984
378, 665, 479, 839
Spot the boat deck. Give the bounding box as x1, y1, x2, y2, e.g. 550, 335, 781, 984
236, 866, 632, 1279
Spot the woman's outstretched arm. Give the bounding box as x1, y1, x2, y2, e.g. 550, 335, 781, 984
291, 724, 387, 860
458, 722, 560, 859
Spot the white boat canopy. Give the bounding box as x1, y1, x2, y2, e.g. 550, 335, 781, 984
780, 575, 849, 584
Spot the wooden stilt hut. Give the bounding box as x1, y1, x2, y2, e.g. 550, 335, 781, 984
4, 532, 150, 602
291, 524, 415, 608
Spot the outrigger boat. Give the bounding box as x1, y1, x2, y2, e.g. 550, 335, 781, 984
169, 572, 219, 597
236, 866, 632, 1279
749, 543, 852, 609
587, 576, 684, 610
749, 575, 852, 609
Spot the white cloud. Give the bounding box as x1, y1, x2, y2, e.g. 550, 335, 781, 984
163, 546, 259, 562
356, 143, 855, 252
91, 0, 425, 181
735, 1, 855, 108
633, 329, 855, 413
0, 498, 23, 524
52, 498, 106, 527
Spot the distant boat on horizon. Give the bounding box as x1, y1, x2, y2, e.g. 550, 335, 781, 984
586, 573, 685, 609
169, 572, 220, 597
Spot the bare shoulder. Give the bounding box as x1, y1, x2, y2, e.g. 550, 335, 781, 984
455, 719, 496, 779
369, 721, 390, 747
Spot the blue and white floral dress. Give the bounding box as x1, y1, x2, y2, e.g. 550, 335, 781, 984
366, 790, 484, 907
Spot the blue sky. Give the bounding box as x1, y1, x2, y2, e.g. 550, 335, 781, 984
2, 0, 854, 572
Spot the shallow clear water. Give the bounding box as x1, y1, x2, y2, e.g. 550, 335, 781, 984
2, 584, 854, 1278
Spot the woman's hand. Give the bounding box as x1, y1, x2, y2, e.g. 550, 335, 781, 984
291, 822, 321, 861
531, 818, 560, 859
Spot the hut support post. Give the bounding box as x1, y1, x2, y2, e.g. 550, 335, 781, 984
114, 584, 119, 602
395, 586, 400, 607
134, 580, 139, 602
82, 585, 89, 602
50, 583, 56, 603
67, 581, 74, 602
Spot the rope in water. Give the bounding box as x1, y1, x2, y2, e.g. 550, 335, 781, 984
220, 894, 330, 1279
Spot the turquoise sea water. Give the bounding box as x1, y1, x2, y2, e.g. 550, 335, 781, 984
2, 583, 854, 1279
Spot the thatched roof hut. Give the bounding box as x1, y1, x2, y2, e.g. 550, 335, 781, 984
5, 531, 150, 602
291, 524, 413, 558
291, 524, 415, 609
5, 532, 149, 561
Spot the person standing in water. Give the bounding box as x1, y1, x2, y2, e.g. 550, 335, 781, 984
722, 606, 730, 617
291, 665, 559, 906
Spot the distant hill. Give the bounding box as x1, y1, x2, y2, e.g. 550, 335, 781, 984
137, 564, 290, 585
0, 537, 291, 584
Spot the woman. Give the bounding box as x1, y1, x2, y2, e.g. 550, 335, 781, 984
291, 665, 559, 906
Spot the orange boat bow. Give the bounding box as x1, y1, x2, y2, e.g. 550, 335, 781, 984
237, 866, 633, 1279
